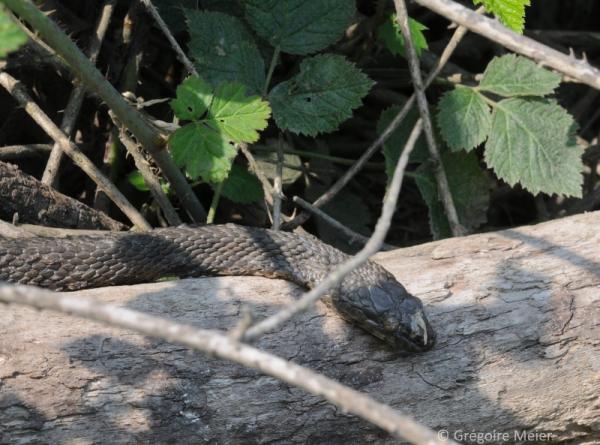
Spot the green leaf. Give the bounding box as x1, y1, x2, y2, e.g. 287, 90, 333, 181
377, 104, 429, 182
185, 10, 265, 94
168, 76, 271, 183
0, 8, 28, 58
221, 164, 264, 204
485, 98, 583, 197
415, 151, 490, 239
479, 54, 561, 97
377, 14, 428, 58
269, 54, 374, 136
206, 82, 271, 143
244, 0, 355, 55
169, 123, 237, 182
473, 0, 530, 33
153, 0, 199, 34
170, 76, 213, 121
127, 170, 150, 192
127, 170, 170, 194
437, 86, 491, 151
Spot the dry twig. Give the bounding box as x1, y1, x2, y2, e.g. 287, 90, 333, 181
0, 282, 453, 445
139, 0, 198, 76
3, 0, 207, 222
0, 72, 151, 230
413, 0, 600, 90
244, 119, 423, 341
283, 11, 477, 230
393, 0, 465, 237
41, 0, 116, 186
118, 130, 182, 226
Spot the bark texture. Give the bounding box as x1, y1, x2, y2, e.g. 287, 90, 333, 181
0, 161, 126, 231
1, 212, 599, 444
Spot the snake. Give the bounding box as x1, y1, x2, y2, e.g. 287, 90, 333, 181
0, 224, 436, 353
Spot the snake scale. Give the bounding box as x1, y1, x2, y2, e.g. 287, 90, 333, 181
0, 224, 435, 353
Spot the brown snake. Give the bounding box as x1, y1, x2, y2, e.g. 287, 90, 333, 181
0, 224, 435, 353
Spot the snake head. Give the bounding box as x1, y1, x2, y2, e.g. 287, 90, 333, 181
338, 278, 436, 353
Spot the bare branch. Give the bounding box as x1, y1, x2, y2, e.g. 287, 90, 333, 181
292, 196, 396, 251
0, 144, 51, 159
244, 120, 423, 341
0, 72, 151, 230
0, 282, 453, 445
283, 11, 477, 230
139, 0, 198, 77
272, 135, 285, 230
41, 0, 116, 186
2, 0, 207, 222
393, 0, 465, 237
118, 130, 182, 226
413, 0, 600, 90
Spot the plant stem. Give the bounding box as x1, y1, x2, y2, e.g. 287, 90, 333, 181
207, 181, 224, 224
263, 46, 280, 96
251, 146, 385, 169
2, 0, 207, 222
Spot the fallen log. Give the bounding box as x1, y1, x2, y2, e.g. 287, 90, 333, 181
1, 212, 599, 444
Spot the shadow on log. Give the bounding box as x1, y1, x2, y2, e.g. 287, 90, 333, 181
1, 212, 599, 443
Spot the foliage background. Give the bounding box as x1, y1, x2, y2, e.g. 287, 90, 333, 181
1, 0, 600, 251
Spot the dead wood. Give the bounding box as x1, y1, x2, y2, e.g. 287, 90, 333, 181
0, 211, 599, 444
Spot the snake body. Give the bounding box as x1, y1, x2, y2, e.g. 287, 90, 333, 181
0, 224, 435, 352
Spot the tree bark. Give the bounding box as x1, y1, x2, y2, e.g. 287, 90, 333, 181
0, 161, 126, 231
1, 212, 599, 444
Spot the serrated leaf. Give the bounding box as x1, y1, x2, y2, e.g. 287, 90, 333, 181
377, 14, 428, 58
473, 0, 530, 33
415, 151, 490, 239
169, 123, 237, 182
245, 0, 355, 55
269, 54, 374, 136
185, 9, 265, 94
220, 164, 264, 204
437, 87, 491, 151
0, 8, 27, 58
479, 54, 561, 97
485, 98, 583, 197
170, 76, 213, 121
153, 0, 199, 34
206, 83, 271, 143
377, 104, 429, 181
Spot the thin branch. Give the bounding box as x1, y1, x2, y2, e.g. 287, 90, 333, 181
393, 0, 465, 237
282, 11, 476, 230
239, 143, 281, 206
263, 46, 281, 96
3, 0, 207, 222
0, 144, 51, 159
41, 0, 116, 186
139, 0, 198, 76
0, 72, 151, 231
0, 283, 453, 445
118, 130, 182, 226
244, 119, 423, 341
272, 135, 284, 230
292, 196, 396, 251
413, 0, 600, 91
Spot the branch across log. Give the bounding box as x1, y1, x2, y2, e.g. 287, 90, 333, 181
1, 211, 599, 443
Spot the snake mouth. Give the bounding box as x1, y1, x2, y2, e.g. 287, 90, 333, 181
362, 316, 436, 353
